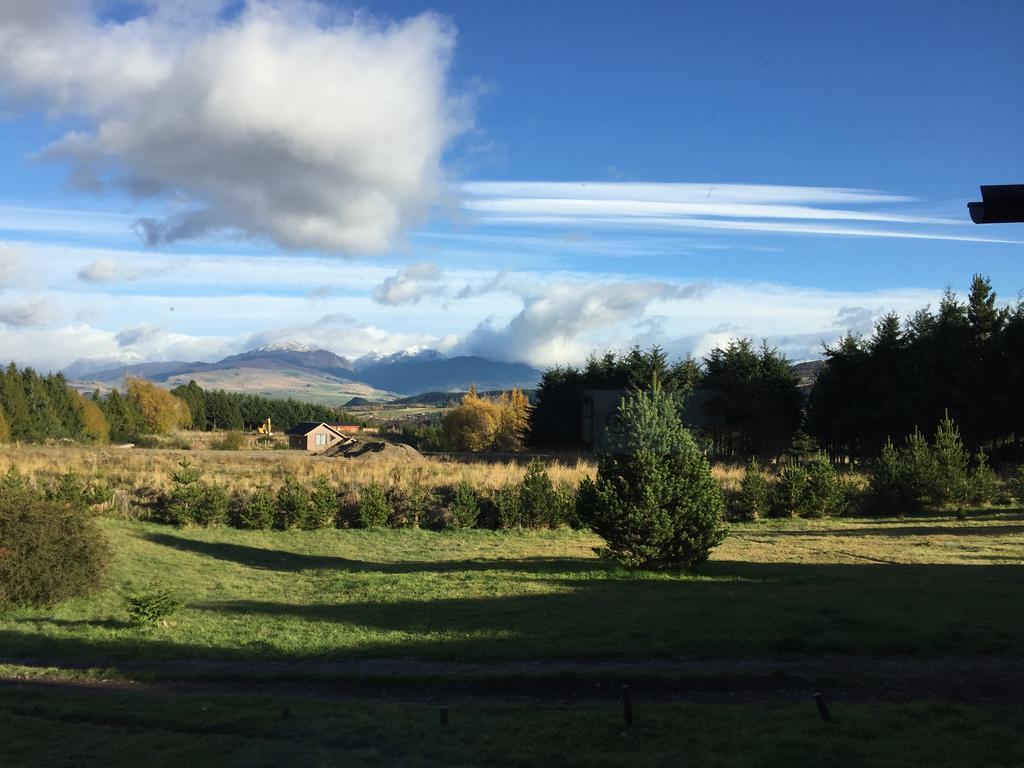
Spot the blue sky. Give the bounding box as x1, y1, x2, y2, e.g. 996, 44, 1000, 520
0, 0, 1022, 371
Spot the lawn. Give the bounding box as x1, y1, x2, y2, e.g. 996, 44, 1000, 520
3, 511, 1023, 766
3, 513, 1023, 665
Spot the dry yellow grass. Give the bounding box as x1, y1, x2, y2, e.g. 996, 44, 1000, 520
0, 441, 847, 500
0, 443, 596, 496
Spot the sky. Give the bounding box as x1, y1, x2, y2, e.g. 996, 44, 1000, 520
0, 0, 1022, 372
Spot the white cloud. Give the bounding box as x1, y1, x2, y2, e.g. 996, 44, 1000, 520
0, 2, 471, 253
77, 258, 119, 283
0, 298, 57, 328
460, 182, 1020, 245
371, 261, 444, 305
456, 280, 708, 367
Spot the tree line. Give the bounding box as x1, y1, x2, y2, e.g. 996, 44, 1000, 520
808, 275, 1024, 462
527, 342, 801, 462
168, 380, 359, 433
0, 369, 360, 445
527, 274, 1024, 465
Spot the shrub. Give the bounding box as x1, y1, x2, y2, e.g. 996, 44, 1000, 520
276, 477, 312, 530
577, 380, 727, 570
1012, 465, 1024, 504
234, 485, 275, 530
194, 484, 230, 527
212, 431, 246, 451
0, 466, 33, 500
307, 478, 338, 530
903, 428, 941, 507
772, 462, 808, 518
495, 484, 524, 528
520, 458, 557, 528
867, 438, 914, 515
733, 460, 771, 520
802, 454, 843, 518
335, 484, 360, 528
930, 413, 969, 508
0, 493, 111, 607
165, 459, 203, 525
46, 472, 90, 513
404, 484, 437, 529
448, 481, 480, 529
867, 417, 978, 515
358, 481, 391, 528
967, 451, 996, 507
127, 588, 181, 625
552, 481, 579, 528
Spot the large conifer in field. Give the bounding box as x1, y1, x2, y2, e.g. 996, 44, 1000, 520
578, 378, 726, 570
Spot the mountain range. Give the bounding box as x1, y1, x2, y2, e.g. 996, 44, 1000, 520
64, 343, 543, 405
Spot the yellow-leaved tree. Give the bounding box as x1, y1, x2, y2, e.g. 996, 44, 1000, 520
126, 378, 192, 434
71, 390, 110, 444
442, 386, 531, 452
493, 388, 531, 451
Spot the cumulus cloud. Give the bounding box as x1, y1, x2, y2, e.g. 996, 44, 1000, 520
371, 261, 444, 305
457, 280, 707, 366
0, 299, 57, 328
115, 323, 165, 347
833, 305, 881, 335
0, 1, 470, 253
76, 258, 118, 283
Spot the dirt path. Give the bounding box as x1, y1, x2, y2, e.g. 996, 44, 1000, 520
3, 653, 1022, 704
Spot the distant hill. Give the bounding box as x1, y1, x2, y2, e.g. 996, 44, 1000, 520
357, 355, 542, 395
65, 343, 543, 404
391, 389, 538, 407
792, 359, 826, 389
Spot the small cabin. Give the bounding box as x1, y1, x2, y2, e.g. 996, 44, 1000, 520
285, 422, 349, 452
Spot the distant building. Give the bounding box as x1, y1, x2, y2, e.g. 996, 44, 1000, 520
582, 389, 629, 452
285, 422, 349, 452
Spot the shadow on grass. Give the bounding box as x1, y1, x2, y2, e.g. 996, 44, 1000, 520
765, 523, 1024, 538
14, 618, 133, 630
141, 532, 608, 575
3, 561, 1024, 667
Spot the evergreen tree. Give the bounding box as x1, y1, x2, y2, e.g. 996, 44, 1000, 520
578, 378, 726, 569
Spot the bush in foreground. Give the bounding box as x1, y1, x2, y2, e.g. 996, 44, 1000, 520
577, 380, 726, 570
0, 492, 111, 607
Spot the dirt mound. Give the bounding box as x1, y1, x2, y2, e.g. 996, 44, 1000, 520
325, 438, 424, 463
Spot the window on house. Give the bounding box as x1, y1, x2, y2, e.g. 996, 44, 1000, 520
315, 433, 327, 446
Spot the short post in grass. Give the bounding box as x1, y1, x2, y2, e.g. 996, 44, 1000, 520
812, 692, 832, 723
440, 706, 449, 726
622, 684, 633, 726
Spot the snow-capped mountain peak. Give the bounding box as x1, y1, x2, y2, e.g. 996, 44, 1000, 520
353, 346, 445, 371
250, 341, 319, 354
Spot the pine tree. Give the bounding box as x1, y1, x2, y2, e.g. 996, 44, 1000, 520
931, 411, 970, 508
578, 378, 726, 569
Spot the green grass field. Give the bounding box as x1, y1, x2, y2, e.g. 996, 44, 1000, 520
4, 514, 1024, 663
2, 512, 1023, 766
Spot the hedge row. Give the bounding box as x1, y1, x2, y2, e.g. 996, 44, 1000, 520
160, 459, 579, 531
